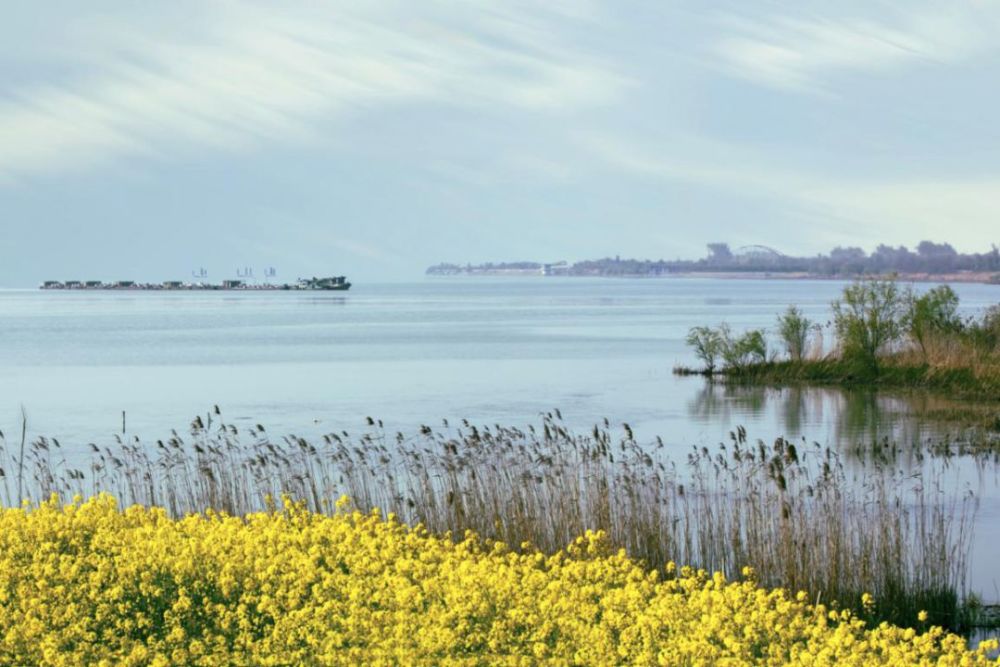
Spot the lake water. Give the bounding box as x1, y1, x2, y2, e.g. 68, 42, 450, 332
1, 277, 999, 597
4, 277, 998, 444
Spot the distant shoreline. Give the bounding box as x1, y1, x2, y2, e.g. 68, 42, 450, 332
429, 270, 1000, 285
662, 271, 1000, 284
426, 242, 1000, 284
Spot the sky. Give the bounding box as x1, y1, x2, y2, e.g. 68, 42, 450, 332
1, 1, 999, 285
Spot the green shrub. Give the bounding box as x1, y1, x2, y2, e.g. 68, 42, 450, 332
685, 325, 724, 372
964, 304, 1000, 354
721, 326, 768, 371
776, 306, 812, 361
907, 285, 961, 360
832, 276, 909, 374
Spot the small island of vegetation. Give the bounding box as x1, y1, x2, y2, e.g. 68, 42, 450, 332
676, 276, 1000, 401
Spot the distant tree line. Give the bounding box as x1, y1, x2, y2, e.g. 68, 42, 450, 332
427, 262, 542, 275
575, 241, 1000, 276
430, 241, 1000, 278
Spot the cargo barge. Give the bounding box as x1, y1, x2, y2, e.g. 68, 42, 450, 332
39, 276, 351, 291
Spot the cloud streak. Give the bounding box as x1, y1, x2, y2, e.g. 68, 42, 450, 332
0, 2, 626, 181
710, 5, 1000, 94
579, 131, 1000, 251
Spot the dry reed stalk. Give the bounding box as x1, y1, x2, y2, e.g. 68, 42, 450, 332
2, 411, 987, 629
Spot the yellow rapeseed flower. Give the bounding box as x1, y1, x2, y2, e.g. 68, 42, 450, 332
0, 495, 995, 666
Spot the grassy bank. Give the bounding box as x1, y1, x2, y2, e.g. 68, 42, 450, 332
0, 495, 996, 666
676, 356, 1000, 403
679, 277, 1000, 404
0, 413, 984, 632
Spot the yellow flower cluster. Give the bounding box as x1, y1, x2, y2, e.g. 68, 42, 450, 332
0, 495, 995, 666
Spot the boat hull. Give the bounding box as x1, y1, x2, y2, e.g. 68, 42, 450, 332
39, 278, 353, 291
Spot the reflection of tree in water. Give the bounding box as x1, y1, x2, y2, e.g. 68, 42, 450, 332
688, 382, 821, 435
836, 388, 881, 443
831, 390, 953, 450
780, 385, 805, 433
688, 380, 972, 455
687, 381, 768, 424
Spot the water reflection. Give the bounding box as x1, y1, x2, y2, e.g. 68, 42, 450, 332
687, 380, 987, 450
687, 382, 768, 423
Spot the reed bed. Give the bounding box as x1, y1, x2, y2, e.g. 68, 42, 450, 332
699, 356, 1000, 402
0, 410, 982, 630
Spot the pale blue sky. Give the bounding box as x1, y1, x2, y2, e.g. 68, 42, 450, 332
1, 1, 999, 284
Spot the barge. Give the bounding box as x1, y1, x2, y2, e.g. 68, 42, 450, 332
40, 276, 351, 291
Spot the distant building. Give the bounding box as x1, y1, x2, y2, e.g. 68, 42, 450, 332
222, 280, 244, 289
85, 281, 104, 288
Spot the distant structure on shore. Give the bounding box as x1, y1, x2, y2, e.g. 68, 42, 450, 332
427, 241, 1000, 283
40, 276, 351, 291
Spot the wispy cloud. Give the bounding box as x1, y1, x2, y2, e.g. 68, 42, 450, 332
577, 131, 812, 199
238, 214, 405, 268
799, 179, 1000, 243
710, 6, 999, 94
0, 2, 626, 181
580, 131, 1000, 250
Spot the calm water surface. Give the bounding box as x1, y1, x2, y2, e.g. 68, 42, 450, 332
1, 277, 998, 596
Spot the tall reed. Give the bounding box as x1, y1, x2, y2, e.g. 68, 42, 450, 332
0, 411, 981, 630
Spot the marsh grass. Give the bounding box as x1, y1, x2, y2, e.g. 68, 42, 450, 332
676, 293, 1000, 403
673, 355, 1000, 434
727, 357, 1000, 394
0, 410, 984, 631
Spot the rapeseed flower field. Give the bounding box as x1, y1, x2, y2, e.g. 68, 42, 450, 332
0, 495, 995, 666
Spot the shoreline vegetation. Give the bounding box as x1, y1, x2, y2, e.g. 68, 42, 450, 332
427, 240, 1000, 284
1, 410, 993, 633
676, 357, 1000, 405
675, 276, 1000, 405
3, 497, 997, 666
4, 278, 998, 661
